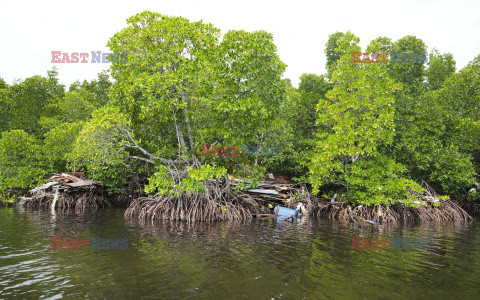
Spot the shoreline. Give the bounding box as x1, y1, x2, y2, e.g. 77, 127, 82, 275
5, 181, 477, 225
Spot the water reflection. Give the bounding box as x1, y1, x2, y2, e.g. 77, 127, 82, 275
0, 208, 479, 299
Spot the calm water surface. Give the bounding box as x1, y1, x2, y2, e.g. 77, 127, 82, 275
1, 208, 479, 299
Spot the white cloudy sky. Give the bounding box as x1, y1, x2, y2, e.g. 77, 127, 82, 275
0, 0, 479, 87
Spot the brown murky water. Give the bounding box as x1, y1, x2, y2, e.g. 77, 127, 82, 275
1, 208, 479, 299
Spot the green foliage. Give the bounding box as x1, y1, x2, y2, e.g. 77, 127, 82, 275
232, 164, 266, 190
40, 74, 109, 132
388, 35, 427, 95
0, 130, 46, 191
43, 121, 85, 172
107, 11, 221, 162
426, 49, 456, 91
203, 29, 287, 146
325, 32, 346, 80
67, 106, 131, 192
391, 54, 479, 195
468, 190, 480, 202
202, 29, 287, 178
369, 37, 393, 53
0, 69, 64, 136
106, 11, 287, 193
310, 32, 419, 205
39, 89, 97, 126
0, 190, 16, 203
145, 164, 227, 195
143, 166, 173, 195
344, 154, 424, 206
428, 145, 475, 194
1, 19, 478, 205
295, 74, 330, 139
0, 88, 9, 133
438, 55, 480, 164
0, 78, 7, 90
68, 71, 112, 105
269, 74, 330, 178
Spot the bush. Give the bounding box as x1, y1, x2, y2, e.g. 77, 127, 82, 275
0, 130, 46, 192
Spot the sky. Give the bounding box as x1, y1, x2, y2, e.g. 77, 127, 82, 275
0, 0, 479, 87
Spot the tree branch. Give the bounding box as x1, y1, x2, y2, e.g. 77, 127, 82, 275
129, 155, 155, 164
116, 125, 185, 165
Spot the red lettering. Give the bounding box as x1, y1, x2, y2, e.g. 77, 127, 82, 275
61, 53, 71, 63
51, 51, 62, 63
230, 146, 240, 156
367, 239, 380, 249
371, 52, 379, 63
79, 239, 90, 249
201, 144, 211, 156
71, 52, 79, 63
79, 53, 89, 63
212, 145, 220, 156
51, 237, 62, 249
70, 238, 79, 249
351, 237, 363, 249
379, 52, 389, 63
379, 238, 390, 249
361, 238, 370, 248
219, 146, 228, 156
351, 51, 361, 63
362, 53, 371, 63
60, 238, 70, 249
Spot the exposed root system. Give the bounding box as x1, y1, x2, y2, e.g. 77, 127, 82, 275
313, 200, 471, 224
19, 172, 475, 225
24, 187, 111, 212
306, 181, 472, 224
459, 201, 480, 217
125, 192, 251, 223
125, 177, 256, 223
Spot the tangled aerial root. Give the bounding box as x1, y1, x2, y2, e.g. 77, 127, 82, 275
312, 200, 471, 224
125, 190, 252, 223
20, 175, 475, 225
24, 187, 111, 212
287, 183, 472, 224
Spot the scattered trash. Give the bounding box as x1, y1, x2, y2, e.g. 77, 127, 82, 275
247, 189, 279, 195
31, 173, 98, 194
274, 205, 298, 220
274, 203, 306, 222
348, 206, 379, 225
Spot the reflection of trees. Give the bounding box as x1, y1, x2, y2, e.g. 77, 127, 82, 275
2, 208, 480, 298
0, 208, 42, 247
137, 238, 206, 293
305, 221, 480, 298
131, 219, 321, 298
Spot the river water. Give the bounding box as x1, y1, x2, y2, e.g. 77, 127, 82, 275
0, 207, 479, 299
